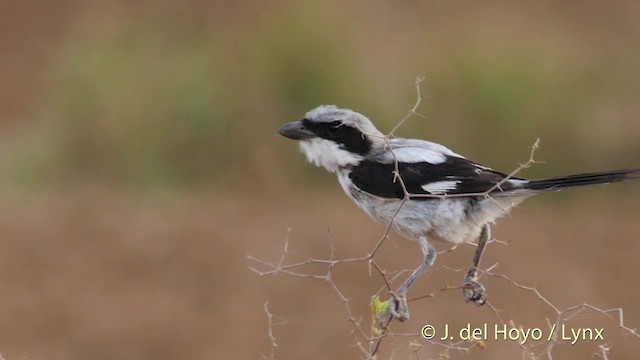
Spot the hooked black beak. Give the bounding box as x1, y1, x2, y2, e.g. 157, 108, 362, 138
278, 121, 316, 140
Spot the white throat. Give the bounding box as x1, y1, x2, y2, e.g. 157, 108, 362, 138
299, 138, 363, 173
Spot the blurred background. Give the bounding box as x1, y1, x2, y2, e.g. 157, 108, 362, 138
0, 0, 639, 359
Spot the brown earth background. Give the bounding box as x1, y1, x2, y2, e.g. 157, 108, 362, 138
0, 1, 639, 359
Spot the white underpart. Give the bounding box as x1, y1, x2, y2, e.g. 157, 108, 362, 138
299, 138, 363, 173
421, 180, 461, 194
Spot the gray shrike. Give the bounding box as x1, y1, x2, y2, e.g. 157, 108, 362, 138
278, 105, 639, 323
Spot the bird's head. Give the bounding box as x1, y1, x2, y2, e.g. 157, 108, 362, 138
278, 105, 385, 173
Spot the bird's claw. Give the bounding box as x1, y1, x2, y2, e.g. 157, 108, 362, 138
377, 294, 410, 327
463, 276, 487, 306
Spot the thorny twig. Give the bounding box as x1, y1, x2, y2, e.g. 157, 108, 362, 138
262, 302, 285, 360
387, 76, 427, 137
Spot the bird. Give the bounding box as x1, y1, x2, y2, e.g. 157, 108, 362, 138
278, 105, 639, 324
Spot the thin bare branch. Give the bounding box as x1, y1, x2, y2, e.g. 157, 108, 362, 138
262, 302, 284, 360
387, 76, 427, 137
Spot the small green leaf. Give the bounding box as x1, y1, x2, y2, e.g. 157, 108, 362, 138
371, 295, 389, 317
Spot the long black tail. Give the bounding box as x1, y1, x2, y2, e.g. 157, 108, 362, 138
524, 168, 640, 192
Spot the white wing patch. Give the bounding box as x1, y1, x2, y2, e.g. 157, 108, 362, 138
421, 180, 461, 195
506, 179, 528, 188
390, 147, 447, 165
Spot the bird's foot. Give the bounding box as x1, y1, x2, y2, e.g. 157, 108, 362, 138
463, 273, 487, 306
377, 293, 410, 327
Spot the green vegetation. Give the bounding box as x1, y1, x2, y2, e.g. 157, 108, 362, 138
2, 2, 638, 191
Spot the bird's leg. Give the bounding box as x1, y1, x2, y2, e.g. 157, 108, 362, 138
378, 237, 436, 325
463, 224, 490, 306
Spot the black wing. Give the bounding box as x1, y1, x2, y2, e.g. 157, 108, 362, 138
349, 156, 521, 199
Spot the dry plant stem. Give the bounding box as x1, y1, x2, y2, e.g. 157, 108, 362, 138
387, 76, 426, 137
596, 343, 611, 360
370, 260, 395, 295
409, 341, 422, 360
262, 302, 278, 360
